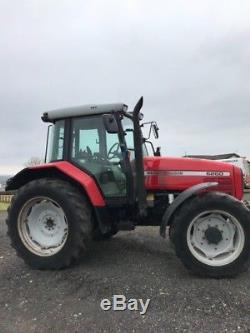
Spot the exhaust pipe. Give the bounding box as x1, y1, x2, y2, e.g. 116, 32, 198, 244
133, 97, 147, 217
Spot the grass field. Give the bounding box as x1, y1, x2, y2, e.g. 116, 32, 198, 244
0, 202, 9, 211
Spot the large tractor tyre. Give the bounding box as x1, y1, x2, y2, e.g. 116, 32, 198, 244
168, 225, 174, 243
92, 226, 118, 241
6, 178, 92, 270
171, 192, 250, 278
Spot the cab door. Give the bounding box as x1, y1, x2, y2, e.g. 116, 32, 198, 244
70, 115, 127, 198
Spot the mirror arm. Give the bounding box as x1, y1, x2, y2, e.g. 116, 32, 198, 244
144, 139, 156, 155
141, 121, 153, 140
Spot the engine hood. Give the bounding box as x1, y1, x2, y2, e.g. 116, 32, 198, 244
143, 156, 237, 195
144, 156, 234, 173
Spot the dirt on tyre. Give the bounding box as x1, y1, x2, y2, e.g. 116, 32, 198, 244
171, 192, 250, 278
6, 178, 92, 270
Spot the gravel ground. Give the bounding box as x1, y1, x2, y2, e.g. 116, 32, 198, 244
0, 211, 249, 333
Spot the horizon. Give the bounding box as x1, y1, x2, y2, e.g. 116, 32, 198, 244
1, 152, 250, 177
1, 1, 250, 174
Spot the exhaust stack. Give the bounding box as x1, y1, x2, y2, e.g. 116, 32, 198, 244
133, 97, 147, 217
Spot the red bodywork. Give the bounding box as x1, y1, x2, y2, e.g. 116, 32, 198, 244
30, 162, 105, 206
144, 156, 243, 200
28, 157, 243, 206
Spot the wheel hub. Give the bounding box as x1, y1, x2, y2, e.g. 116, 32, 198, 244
204, 226, 223, 245
37, 209, 62, 237
44, 217, 56, 230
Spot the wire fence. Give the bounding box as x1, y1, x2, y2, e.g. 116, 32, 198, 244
0, 190, 249, 204
0, 192, 14, 203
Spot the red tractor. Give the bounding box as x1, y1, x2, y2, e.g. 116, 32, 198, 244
6, 97, 250, 277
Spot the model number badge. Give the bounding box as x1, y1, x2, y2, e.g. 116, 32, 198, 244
206, 171, 224, 176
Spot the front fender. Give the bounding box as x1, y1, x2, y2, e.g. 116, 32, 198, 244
160, 182, 218, 237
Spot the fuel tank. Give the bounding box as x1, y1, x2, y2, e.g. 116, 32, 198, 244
144, 156, 243, 200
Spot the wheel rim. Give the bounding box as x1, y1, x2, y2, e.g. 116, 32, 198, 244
187, 210, 245, 267
18, 197, 68, 257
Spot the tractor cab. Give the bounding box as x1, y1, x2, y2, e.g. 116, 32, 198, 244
43, 98, 157, 210
45, 110, 128, 198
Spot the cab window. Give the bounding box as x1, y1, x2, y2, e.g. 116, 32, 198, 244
70, 116, 126, 198
46, 120, 65, 162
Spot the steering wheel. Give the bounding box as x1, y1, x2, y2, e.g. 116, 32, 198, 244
107, 142, 120, 160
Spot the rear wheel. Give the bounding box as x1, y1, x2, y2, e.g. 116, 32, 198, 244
6, 178, 92, 269
171, 192, 250, 278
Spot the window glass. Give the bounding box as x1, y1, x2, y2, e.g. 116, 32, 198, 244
46, 120, 64, 162
79, 129, 99, 155
71, 115, 126, 198
106, 133, 121, 163
122, 116, 149, 157
122, 117, 134, 151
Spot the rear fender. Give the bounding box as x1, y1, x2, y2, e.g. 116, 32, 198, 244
5, 162, 105, 207
160, 182, 218, 237
6, 163, 112, 233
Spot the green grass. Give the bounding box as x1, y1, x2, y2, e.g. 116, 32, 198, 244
0, 202, 9, 211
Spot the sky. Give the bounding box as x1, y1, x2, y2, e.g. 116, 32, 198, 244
0, 0, 250, 175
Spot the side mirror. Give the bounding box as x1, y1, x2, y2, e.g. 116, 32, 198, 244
152, 122, 159, 139
103, 114, 119, 133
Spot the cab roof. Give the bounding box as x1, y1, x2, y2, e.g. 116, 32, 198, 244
42, 103, 128, 122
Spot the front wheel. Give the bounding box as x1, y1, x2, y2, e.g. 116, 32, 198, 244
171, 192, 250, 278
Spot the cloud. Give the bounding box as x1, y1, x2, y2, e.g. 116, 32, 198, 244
0, 0, 250, 174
